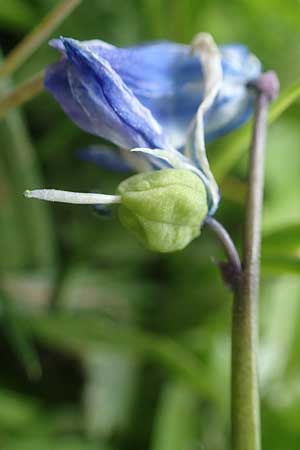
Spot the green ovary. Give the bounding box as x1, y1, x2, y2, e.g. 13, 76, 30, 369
117, 169, 208, 253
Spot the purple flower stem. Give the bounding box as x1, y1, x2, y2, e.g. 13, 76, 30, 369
205, 71, 279, 450
204, 216, 242, 290
231, 71, 279, 450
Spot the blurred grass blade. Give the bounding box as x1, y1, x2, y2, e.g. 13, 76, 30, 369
0, 291, 41, 380
151, 381, 198, 450
0, 159, 28, 268
0, 71, 44, 120
262, 223, 300, 254
0, 0, 37, 31
142, 0, 166, 37
211, 79, 300, 181
260, 276, 300, 386
0, 389, 40, 430
220, 176, 246, 204
0, 0, 82, 79
84, 351, 138, 438
0, 55, 57, 268
30, 313, 214, 397
261, 255, 300, 275
268, 79, 300, 122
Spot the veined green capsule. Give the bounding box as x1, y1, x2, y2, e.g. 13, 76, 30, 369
117, 169, 208, 253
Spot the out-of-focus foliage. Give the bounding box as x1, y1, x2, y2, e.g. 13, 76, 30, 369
0, 1, 300, 449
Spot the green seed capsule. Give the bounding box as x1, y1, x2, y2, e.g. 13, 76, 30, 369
117, 169, 208, 253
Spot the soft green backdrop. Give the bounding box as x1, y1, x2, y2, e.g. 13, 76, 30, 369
1, 1, 300, 449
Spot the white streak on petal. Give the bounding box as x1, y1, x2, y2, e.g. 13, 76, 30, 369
24, 189, 121, 204
184, 33, 222, 213
192, 32, 223, 152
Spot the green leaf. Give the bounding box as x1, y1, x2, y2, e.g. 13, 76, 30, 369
0, 0, 83, 79
0, 158, 28, 268
30, 313, 214, 397
260, 276, 300, 385
0, 389, 40, 431
3, 436, 112, 450
151, 381, 198, 450
211, 79, 300, 182
142, 0, 166, 38
261, 256, 300, 275
0, 292, 41, 380
269, 79, 300, 123
0, 53, 57, 268
84, 351, 138, 438
0, 0, 36, 31
262, 223, 300, 254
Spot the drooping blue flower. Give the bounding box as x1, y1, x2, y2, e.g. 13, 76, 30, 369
39, 33, 261, 216
25, 33, 265, 252
45, 33, 261, 214
46, 36, 261, 151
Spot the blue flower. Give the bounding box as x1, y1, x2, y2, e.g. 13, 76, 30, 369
25, 34, 264, 250
46, 36, 261, 151
32, 33, 261, 217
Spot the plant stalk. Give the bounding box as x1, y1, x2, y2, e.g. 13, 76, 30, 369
0, 71, 44, 120
0, 0, 82, 79
231, 72, 279, 450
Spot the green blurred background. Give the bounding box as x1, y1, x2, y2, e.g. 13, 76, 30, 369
0, 0, 300, 449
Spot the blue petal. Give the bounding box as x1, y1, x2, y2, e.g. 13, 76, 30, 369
202, 44, 261, 141
205, 85, 255, 142
45, 38, 169, 150
47, 38, 261, 151
45, 58, 96, 134
50, 38, 261, 147
220, 44, 261, 81
52, 38, 203, 149
77, 146, 132, 172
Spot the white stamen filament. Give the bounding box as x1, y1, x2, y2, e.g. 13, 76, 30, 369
24, 189, 121, 205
